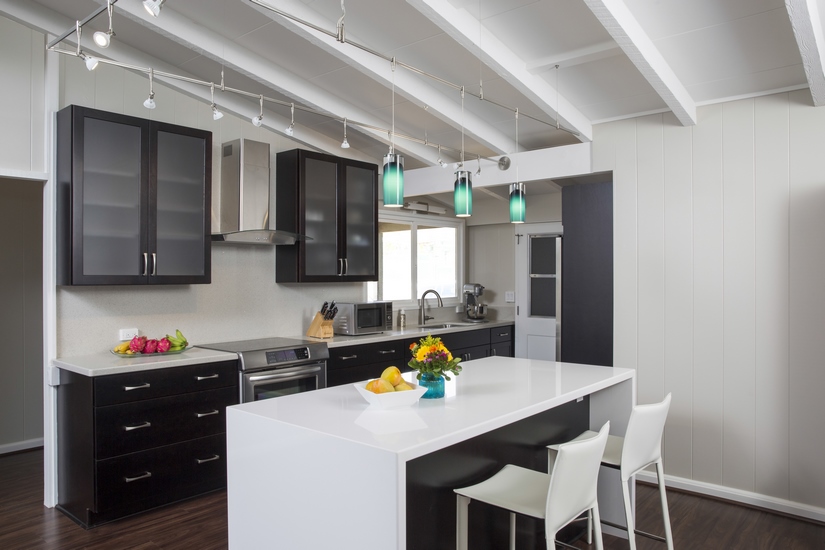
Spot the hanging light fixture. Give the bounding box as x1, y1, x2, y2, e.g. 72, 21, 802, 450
143, 68, 156, 109
454, 86, 472, 217
74, 21, 99, 71
93, 0, 115, 48
437, 144, 447, 168
143, 0, 166, 18
509, 108, 525, 223
210, 83, 223, 120
383, 58, 404, 208
475, 155, 482, 178
251, 94, 263, 127
285, 103, 295, 136
341, 118, 350, 148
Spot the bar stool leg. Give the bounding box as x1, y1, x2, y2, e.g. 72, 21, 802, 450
509, 512, 516, 550
457, 494, 470, 550
656, 461, 674, 550
587, 509, 593, 544
621, 478, 637, 550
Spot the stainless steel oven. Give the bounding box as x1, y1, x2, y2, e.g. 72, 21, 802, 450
197, 337, 329, 403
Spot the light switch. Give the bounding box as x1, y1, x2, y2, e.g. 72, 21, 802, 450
505, 291, 515, 303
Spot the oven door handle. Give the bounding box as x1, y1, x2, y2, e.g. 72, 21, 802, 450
248, 366, 323, 382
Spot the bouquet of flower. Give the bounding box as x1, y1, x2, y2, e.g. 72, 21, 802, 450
408, 334, 462, 380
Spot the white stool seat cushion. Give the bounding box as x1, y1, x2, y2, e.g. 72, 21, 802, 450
454, 464, 551, 519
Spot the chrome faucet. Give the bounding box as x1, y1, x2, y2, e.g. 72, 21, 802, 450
418, 289, 443, 325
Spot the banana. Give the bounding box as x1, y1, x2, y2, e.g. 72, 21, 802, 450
166, 334, 184, 346
113, 341, 130, 353
175, 329, 188, 346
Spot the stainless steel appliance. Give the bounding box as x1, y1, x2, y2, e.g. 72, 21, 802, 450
333, 301, 393, 335
197, 337, 328, 403
463, 283, 488, 322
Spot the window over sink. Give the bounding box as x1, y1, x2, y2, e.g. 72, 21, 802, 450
367, 210, 465, 310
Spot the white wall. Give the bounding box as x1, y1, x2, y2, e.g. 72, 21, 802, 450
594, 91, 825, 512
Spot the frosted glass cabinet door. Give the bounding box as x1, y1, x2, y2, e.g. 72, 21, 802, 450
343, 163, 377, 277
303, 156, 340, 277
153, 127, 210, 281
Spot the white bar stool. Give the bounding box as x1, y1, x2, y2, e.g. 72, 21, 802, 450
548, 394, 674, 550
454, 422, 610, 550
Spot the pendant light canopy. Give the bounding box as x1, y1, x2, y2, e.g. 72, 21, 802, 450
509, 182, 525, 223
454, 170, 472, 217
383, 153, 404, 207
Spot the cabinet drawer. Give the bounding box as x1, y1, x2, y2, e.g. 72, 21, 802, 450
490, 325, 514, 344
330, 341, 403, 368
94, 360, 238, 406
440, 329, 490, 351
96, 434, 226, 511
95, 386, 236, 459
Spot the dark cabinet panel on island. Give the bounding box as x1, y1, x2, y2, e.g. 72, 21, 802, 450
275, 149, 378, 282
56, 105, 212, 286
56, 360, 238, 528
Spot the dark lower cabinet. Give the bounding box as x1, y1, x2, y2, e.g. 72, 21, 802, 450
327, 325, 515, 387
57, 360, 238, 528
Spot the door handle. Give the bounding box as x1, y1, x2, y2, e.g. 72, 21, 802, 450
343, 258, 348, 275
124, 471, 152, 483
338, 258, 343, 276
143, 252, 148, 276
196, 410, 219, 418
248, 366, 322, 382
196, 455, 221, 465
123, 383, 150, 392
123, 421, 151, 432
196, 374, 219, 381
151, 252, 157, 276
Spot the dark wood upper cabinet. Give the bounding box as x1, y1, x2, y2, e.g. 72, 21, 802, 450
275, 149, 378, 283
56, 105, 212, 286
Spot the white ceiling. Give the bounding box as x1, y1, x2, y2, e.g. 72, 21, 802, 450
3, 0, 821, 201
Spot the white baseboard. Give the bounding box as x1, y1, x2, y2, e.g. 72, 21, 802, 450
636, 471, 825, 524
0, 438, 44, 456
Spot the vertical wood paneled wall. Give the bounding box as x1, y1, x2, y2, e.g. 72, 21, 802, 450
593, 91, 825, 511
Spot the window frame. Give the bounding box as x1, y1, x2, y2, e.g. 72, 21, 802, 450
368, 209, 465, 312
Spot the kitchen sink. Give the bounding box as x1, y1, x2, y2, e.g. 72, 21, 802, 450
418, 322, 475, 330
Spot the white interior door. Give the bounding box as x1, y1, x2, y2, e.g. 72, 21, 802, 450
515, 223, 562, 360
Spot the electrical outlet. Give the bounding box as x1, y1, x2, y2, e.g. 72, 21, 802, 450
119, 328, 139, 341
505, 291, 515, 303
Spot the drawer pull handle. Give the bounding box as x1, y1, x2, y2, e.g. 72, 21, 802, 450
196, 454, 221, 465
340, 355, 358, 360
196, 374, 219, 381
196, 410, 219, 418
498, 332, 509, 337
123, 383, 150, 392
124, 471, 152, 483
377, 350, 396, 355
124, 421, 152, 432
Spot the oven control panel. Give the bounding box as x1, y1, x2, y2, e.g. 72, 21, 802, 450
265, 347, 310, 365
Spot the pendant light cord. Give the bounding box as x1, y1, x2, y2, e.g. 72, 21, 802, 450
390, 57, 396, 155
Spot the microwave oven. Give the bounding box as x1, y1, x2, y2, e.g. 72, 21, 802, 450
333, 302, 393, 336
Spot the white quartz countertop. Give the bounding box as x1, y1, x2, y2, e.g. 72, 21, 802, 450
307, 319, 514, 348
53, 347, 239, 377
227, 357, 634, 462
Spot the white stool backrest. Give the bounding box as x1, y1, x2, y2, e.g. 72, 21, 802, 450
620, 393, 672, 481
545, 421, 610, 537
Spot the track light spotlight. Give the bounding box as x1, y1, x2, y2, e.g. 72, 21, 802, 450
285, 103, 295, 136
210, 83, 223, 120
251, 94, 264, 127
84, 54, 99, 71
341, 118, 350, 148
143, 0, 165, 18
475, 156, 482, 178
437, 145, 447, 168
93, 1, 115, 48
143, 68, 155, 109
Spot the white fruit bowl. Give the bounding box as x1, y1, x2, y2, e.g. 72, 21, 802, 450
354, 382, 427, 409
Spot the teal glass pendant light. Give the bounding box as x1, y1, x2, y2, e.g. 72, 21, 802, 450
509, 182, 525, 223
454, 169, 473, 217
383, 153, 404, 207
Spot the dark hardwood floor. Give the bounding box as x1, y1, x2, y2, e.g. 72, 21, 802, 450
2, 449, 824, 549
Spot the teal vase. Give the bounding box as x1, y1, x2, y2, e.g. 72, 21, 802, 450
419, 372, 445, 399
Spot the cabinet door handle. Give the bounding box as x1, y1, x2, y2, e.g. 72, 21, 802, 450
196, 455, 221, 465
340, 354, 358, 360
196, 374, 219, 381
377, 350, 396, 355
338, 258, 343, 276
491, 348, 497, 356
124, 471, 152, 483
123, 383, 150, 392
343, 258, 348, 275
196, 410, 219, 418
143, 253, 148, 276
498, 332, 509, 337
152, 252, 157, 276
124, 421, 152, 432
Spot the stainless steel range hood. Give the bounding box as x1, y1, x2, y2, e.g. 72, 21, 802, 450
211, 139, 308, 245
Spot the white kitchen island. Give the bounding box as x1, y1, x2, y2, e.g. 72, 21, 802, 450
226, 357, 635, 549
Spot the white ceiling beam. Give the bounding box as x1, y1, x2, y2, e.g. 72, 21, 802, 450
527, 41, 622, 73
105, 0, 439, 164
0, 0, 366, 160
406, 0, 593, 142
583, 0, 696, 126
785, 0, 825, 106
246, 0, 514, 156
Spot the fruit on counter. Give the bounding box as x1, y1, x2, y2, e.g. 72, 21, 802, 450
165, 329, 189, 349
395, 382, 413, 391
112, 341, 131, 353
380, 366, 404, 387
157, 337, 171, 353
129, 336, 147, 353
365, 378, 395, 394
144, 339, 159, 354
